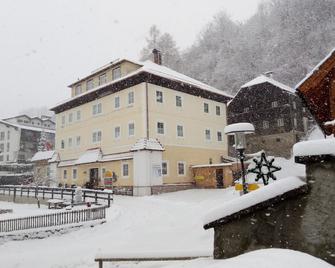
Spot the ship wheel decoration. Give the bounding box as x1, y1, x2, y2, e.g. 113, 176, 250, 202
248, 152, 281, 185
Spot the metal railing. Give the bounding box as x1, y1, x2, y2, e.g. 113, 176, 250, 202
0, 205, 107, 233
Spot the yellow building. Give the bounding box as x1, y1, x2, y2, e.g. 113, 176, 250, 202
51, 55, 232, 195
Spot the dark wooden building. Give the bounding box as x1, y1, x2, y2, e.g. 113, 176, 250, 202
296, 48, 335, 136
228, 74, 310, 158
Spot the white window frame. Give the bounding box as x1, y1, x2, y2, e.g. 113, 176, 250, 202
99, 73, 107, 86
176, 124, 184, 138
294, 117, 297, 128
92, 130, 102, 143
76, 136, 81, 147
128, 122, 135, 137
63, 170, 67, 180
86, 79, 94, 91
76, 110, 81, 121
244, 107, 249, 113
176, 95, 182, 107
61, 115, 65, 126
161, 161, 169, 176
114, 126, 121, 139
72, 168, 77, 179
205, 128, 211, 141
121, 162, 129, 178
114, 96, 120, 110
204, 102, 209, 113
68, 137, 73, 148
75, 84, 82, 95
216, 106, 221, 116
112, 66, 121, 80
128, 91, 134, 105
217, 131, 223, 142
271, 101, 278, 108
92, 103, 102, 116
177, 161, 186, 176
61, 139, 65, 149
293, 101, 297, 109
263, 121, 269, 129
277, 118, 284, 127
156, 90, 163, 103
157, 121, 165, 135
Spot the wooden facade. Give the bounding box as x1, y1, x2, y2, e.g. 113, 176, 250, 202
296, 49, 335, 136
228, 78, 310, 157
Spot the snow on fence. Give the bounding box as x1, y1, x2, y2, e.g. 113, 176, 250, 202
0, 205, 107, 233
0, 185, 113, 207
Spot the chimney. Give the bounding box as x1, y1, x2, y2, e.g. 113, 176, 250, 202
264, 71, 274, 78
152, 49, 162, 65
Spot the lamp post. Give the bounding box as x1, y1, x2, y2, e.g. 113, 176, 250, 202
224, 123, 255, 195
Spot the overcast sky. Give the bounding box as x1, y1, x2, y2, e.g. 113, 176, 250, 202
0, 0, 262, 118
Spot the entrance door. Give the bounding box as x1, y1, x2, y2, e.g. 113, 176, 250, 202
89, 168, 99, 189
216, 169, 224, 188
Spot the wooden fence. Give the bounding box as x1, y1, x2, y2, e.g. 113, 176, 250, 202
0, 185, 113, 207
0, 205, 107, 233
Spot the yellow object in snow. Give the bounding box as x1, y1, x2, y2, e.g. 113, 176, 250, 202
235, 183, 260, 191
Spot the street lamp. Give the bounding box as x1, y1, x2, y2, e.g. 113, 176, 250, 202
224, 123, 255, 194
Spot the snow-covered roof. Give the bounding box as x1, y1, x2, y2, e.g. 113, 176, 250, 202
203, 176, 306, 226
293, 138, 335, 157
0, 120, 55, 134
224, 123, 255, 135
75, 148, 102, 165
58, 159, 76, 167
53, 60, 232, 110
295, 48, 335, 90
31, 151, 56, 162
241, 75, 295, 94
325, 119, 335, 126
100, 152, 133, 162
131, 138, 165, 152
191, 162, 235, 168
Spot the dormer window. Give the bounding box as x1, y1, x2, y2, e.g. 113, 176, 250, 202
112, 67, 121, 80
75, 85, 82, 95
86, 79, 94, 91
99, 73, 107, 86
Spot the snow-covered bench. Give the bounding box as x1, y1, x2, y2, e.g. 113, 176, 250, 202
47, 199, 66, 209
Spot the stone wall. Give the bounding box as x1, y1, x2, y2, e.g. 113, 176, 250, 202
212, 159, 335, 265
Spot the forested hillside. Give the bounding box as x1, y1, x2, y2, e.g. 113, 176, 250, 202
140, 0, 335, 94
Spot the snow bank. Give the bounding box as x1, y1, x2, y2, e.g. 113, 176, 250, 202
96, 250, 210, 259
293, 139, 335, 157
203, 176, 306, 225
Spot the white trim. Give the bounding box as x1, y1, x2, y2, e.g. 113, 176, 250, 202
114, 125, 121, 140
175, 94, 183, 108
156, 90, 164, 104
72, 168, 78, 179
92, 102, 103, 116
121, 161, 130, 178
161, 160, 169, 177
92, 129, 102, 144
156, 120, 166, 135
205, 128, 211, 142
127, 91, 135, 106
128, 121, 135, 137
203, 102, 210, 114
114, 95, 121, 110
176, 124, 185, 138
177, 161, 186, 177
217, 130, 223, 142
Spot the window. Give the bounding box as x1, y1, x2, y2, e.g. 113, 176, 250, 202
176, 96, 182, 107
122, 163, 129, 177
72, 169, 77, 179
47, 167, 51, 177
216, 106, 221, 116
0, 155, 3, 161
61, 115, 65, 126
114, 126, 121, 139
0, 143, 4, 152
205, 129, 211, 141
68, 113, 73, 123
75, 85, 82, 95
61, 140, 65, 149
263, 121, 269, 129
112, 67, 121, 80
114, 96, 120, 109
294, 118, 297, 128
177, 125, 184, 137
63, 170, 67, 179
68, 137, 73, 148
76, 136, 81, 147
177, 162, 186, 176
6, 142, 9, 152
244, 107, 249, 113
92, 103, 102, 115
204, 103, 209, 113
99, 73, 107, 85
217, 131, 222, 141
157, 122, 164, 134
92, 130, 102, 143
7, 131, 10, 140
128, 91, 134, 105
6, 155, 9, 161
271, 101, 278, 108
76, 110, 81, 121
277, 118, 284, 127
86, 79, 94, 91
0, 132, 4, 141
162, 161, 168, 176
156, 91, 163, 103
292, 101, 296, 109
128, 123, 135, 136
